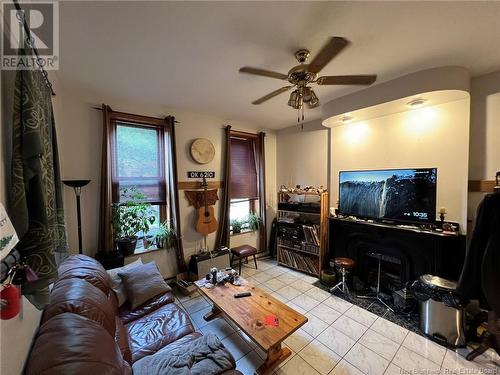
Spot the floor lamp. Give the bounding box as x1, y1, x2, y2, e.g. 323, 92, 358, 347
63, 180, 90, 254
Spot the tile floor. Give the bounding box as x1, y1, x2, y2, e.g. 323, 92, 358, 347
173, 258, 500, 375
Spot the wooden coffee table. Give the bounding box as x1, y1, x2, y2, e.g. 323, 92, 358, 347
196, 277, 307, 375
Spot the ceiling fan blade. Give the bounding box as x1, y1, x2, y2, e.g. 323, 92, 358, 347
317, 75, 377, 85
252, 86, 292, 105
239, 67, 288, 80
308, 37, 350, 74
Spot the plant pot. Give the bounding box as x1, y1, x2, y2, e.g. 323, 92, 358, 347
116, 237, 137, 256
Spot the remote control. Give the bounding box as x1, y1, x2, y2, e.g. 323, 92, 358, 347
234, 292, 251, 298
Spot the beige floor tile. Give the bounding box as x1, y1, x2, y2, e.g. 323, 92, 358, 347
284, 328, 314, 352
300, 340, 341, 375
344, 343, 389, 375
276, 353, 321, 375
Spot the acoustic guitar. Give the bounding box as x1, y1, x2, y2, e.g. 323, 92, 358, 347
196, 177, 218, 235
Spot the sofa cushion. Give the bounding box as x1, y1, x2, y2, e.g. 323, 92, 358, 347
58, 254, 111, 295
43, 278, 116, 336
25, 313, 131, 375
126, 302, 195, 362
107, 258, 143, 307
119, 261, 172, 309
115, 316, 132, 364
119, 291, 175, 324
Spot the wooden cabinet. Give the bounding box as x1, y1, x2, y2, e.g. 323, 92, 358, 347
276, 192, 328, 277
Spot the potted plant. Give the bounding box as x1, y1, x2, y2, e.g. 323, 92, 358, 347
155, 220, 175, 249
112, 187, 155, 255
138, 209, 156, 249
231, 219, 243, 234
247, 212, 262, 232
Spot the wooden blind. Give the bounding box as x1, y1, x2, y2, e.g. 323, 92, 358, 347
230, 136, 258, 199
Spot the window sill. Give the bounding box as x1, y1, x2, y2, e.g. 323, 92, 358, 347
230, 229, 257, 237
125, 245, 172, 257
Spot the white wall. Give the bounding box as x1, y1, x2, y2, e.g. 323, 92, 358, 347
330, 99, 470, 230
277, 121, 329, 189
56, 85, 277, 277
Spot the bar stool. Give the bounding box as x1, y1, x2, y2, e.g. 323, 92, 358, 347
230, 245, 258, 274
329, 257, 355, 295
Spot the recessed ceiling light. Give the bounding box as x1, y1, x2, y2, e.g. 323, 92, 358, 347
341, 115, 353, 123
407, 98, 426, 108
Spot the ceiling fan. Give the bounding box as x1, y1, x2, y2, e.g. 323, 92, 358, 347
239, 37, 377, 110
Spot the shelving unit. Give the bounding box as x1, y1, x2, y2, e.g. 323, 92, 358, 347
276, 191, 328, 277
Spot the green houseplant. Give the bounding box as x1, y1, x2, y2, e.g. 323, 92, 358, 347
230, 219, 243, 234
155, 220, 176, 249
247, 212, 262, 232
112, 187, 155, 255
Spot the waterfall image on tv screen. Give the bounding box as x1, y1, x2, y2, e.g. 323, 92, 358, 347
339, 168, 437, 223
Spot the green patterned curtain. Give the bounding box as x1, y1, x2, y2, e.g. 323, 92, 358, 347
9, 50, 68, 301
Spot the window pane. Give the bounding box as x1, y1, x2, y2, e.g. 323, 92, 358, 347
117, 124, 159, 177
114, 122, 166, 204
230, 199, 250, 222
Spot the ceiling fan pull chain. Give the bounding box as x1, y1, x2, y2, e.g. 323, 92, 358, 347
301, 107, 305, 130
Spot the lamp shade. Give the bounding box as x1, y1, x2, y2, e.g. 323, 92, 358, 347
62, 180, 91, 188
0, 203, 19, 261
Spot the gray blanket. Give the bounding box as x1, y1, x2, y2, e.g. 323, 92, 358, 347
132, 334, 236, 375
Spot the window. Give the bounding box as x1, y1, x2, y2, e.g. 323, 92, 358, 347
110, 114, 171, 241
113, 122, 166, 205
229, 134, 259, 231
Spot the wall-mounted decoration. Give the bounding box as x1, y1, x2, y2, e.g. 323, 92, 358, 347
187, 171, 215, 179
190, 138, 215, 164
0, 203, 19, 261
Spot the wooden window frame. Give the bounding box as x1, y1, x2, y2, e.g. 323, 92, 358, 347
109, 111, 172, 222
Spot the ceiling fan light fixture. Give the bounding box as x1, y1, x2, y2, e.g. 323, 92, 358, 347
309, 90, 320, 108
303, 87, 313, 102
288, 90, 303, 109
288, 90, 298, 107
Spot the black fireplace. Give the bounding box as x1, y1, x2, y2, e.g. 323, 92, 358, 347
328, 217, 466, 288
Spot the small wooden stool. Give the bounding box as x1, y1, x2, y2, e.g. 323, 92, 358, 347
230, 245, 258, 274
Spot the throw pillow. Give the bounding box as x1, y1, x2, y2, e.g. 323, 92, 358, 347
107, 258, 143, 307
118, 261, 172, 310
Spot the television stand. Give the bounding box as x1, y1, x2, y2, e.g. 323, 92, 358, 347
328, 217, 466, 285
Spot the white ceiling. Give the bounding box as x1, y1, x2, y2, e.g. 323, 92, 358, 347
58, 1, 500, 129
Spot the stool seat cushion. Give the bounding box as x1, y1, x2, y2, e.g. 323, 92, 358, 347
231, 245, 257, 257
334, 257, 355, 269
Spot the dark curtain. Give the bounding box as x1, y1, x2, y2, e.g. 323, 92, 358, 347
256, 132, 267, 253
215, 125, 232, 249
98, 104, 114, 253
166, 116, 187, 272
9, 50, 68, 300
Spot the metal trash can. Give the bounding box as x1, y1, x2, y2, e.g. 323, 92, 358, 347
412, 274, 467, 347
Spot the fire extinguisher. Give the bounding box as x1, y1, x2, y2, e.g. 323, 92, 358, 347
1, 262, 38, 320
1, 266, 21, 320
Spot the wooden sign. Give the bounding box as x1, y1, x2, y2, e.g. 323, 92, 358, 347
187, 171, 215, 179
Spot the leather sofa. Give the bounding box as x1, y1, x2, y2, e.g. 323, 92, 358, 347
24, 255, 242, 374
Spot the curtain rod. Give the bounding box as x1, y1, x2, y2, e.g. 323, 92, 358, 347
92, 107, 180, 123
12, 0, 56, 96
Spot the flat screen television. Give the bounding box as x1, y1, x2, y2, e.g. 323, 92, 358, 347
339, 168, 437, 224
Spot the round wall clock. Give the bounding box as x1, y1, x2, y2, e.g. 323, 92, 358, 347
190, 138, 215, 164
